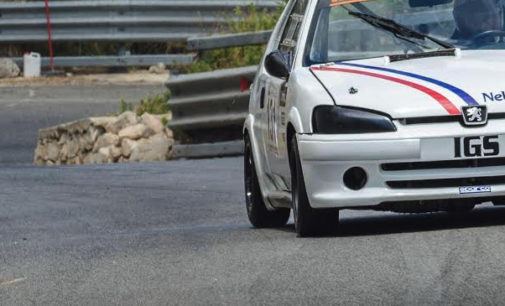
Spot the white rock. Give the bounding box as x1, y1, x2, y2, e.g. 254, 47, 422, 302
59, 148, 68, 162
93, 133, 119, 152
90, 117, 116, 130
80, 127, 100, 151
58, 132, 70, 145
64, 119, 91, 134
141, 113, 164, 134
98, 147, 113, 163
47, 142, 60, 161
78, 134, 90, 152
83, 154, 92, 164
70, 156, 82, 165
129, 133, 170, 162
67, 138, 79, 158
83, 152, 108, 164
34, 143, 48, 161
96, 146, 121, 162
35, 111, 174, 166
164, 128, 174, 139
61, 137, 79, 160
110, 146, 122, 159
108, 111, 138, 134
118, 124, 154, 140
0, 58, 20, 78
121, 138, 137, 157
148, 63, 166, 74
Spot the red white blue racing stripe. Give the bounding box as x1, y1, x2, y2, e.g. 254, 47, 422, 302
311, 62, 480, 115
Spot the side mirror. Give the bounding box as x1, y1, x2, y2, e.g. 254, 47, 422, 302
265, 50, 290, 79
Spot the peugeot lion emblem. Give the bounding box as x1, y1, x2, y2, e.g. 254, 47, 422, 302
462, 105, 488, 126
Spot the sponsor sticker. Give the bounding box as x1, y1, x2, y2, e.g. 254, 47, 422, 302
482, 91, 505, 103
459, 186, 492, 194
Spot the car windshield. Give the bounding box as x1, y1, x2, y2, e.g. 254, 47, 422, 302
306, 0, 505, 65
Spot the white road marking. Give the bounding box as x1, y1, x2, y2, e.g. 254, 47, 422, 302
0, 278, 26, 287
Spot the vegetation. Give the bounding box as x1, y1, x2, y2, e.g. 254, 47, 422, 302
185, 4, 285, 73
119, 90, 171, 116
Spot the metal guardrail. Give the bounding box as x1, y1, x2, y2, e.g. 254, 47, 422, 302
165, 66, 255, 157
166, 65, 256, 130
12, 54, 195, 68
173, 141, 244, 159
0, 0, 280, 43
187, 30, 272, 51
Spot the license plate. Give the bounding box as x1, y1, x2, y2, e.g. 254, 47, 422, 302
454, 136, 499, 158
421, 135, 504, 160
459, 186, 492, 194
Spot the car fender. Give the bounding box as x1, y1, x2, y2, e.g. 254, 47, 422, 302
243, 114, 277, 210
286, 68, 336, 135
287, 107, 304, 135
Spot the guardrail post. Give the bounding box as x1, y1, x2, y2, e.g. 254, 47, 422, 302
44, 0, 54, 72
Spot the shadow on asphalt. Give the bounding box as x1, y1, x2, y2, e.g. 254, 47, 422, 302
276, 206, 505, 237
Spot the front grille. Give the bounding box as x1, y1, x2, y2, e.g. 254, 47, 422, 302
398, 115, 460, 125
382, 157, 505, 171
387, 175, 505, 189
398, 113, 505, 125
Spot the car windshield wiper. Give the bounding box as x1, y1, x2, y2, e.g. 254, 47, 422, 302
347, 11, 454, 50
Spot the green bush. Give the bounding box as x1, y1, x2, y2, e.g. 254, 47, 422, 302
119, 90, 171, 116
119, 99, 133, 113
185, 4, 285, 73
135, 90, 171, 116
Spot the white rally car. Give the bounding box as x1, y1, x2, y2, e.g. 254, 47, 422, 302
243, 0, 505, 236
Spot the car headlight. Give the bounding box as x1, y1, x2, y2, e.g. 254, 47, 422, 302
312, 105, 397, 134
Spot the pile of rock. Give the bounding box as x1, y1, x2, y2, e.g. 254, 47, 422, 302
34, 111, 174, 165
0, 58, 20, 78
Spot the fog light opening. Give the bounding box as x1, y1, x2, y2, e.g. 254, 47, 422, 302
343, 167, 367, 191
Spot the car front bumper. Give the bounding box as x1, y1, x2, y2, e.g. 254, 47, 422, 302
297, 120, 505, 209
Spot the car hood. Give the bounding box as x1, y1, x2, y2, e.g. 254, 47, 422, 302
310, 50, 505, 119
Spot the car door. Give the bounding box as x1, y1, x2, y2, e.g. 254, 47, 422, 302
263, 0, 308, 183
251, 0, 296, 178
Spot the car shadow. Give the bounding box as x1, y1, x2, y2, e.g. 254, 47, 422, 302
277, 205, 505, 237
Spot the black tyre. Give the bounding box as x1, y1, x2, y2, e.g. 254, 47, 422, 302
290, 135, 339, 237
441, 199, 476, 213
445, 203, 475, 213
492, 197, 505, 206
244, 134, 290, 228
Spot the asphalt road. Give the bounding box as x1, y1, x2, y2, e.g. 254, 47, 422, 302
3, 157, 505, 305
3, 83, 505, 305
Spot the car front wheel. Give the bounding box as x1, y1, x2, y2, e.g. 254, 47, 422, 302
290, 135, 339, 237
244, 134, 290, 228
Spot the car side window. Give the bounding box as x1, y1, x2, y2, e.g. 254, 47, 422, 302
278, 0, 308, 69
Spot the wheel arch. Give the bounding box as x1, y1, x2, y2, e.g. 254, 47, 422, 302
286, 107, 304, 168
286, 122, 297, 169
243, 115, 277, 211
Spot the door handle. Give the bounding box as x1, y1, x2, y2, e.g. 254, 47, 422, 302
260, 87, 266, 109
